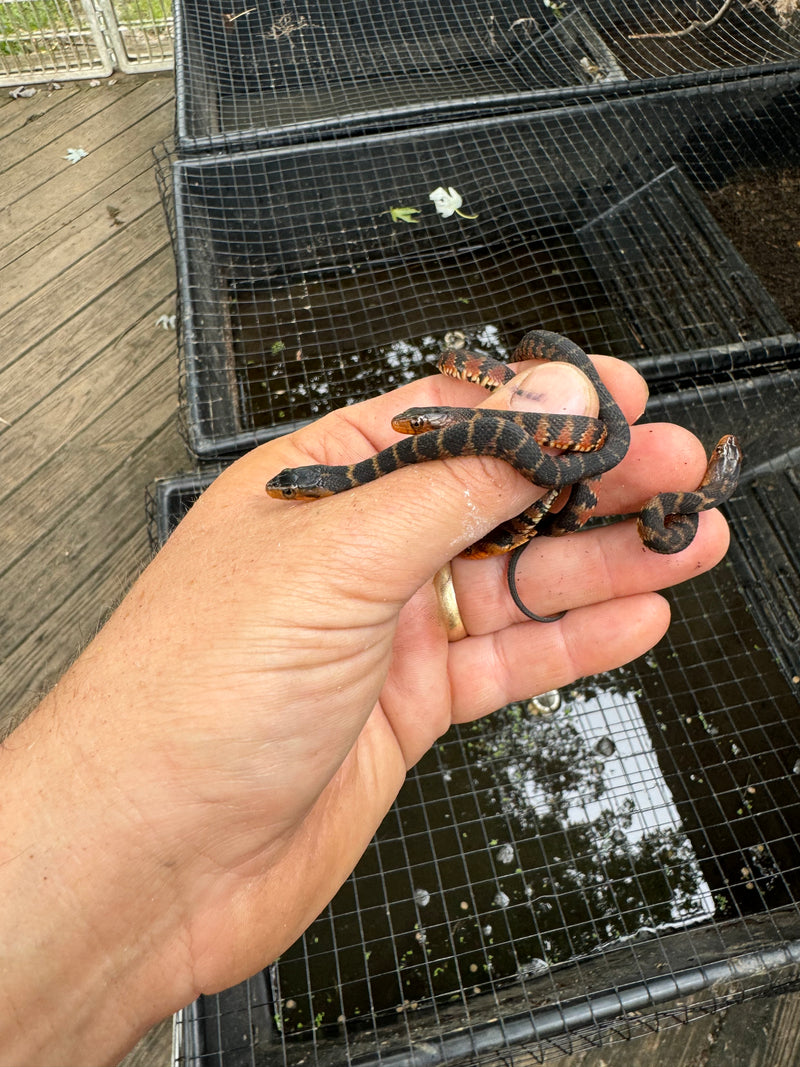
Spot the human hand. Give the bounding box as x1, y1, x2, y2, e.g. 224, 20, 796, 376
1, 350, 730, 1065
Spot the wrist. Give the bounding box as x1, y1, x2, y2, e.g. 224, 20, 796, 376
0, 688, 193, 1065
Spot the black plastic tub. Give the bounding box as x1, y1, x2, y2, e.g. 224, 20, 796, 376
145, 469, 221, 552
173, 0, 800, 153
161, 71, 799, 457
159, 344, 800, 1066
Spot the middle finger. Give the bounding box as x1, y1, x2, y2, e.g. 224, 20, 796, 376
451, 421, 728, 633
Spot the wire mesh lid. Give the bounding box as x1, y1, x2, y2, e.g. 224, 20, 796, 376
160, 65, 800, 457
174, 0, 800, 149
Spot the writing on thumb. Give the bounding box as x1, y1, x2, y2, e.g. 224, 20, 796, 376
481, 359, 600, 420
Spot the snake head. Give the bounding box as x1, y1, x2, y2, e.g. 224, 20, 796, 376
391, 407, 460, 434
265, 466, 335, 500
701, 434, 743, 494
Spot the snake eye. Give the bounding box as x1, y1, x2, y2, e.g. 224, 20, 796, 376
265, 470, 300, 498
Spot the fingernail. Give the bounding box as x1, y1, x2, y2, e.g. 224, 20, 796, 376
494, 362, 599, 418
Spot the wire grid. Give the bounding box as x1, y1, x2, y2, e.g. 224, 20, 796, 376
144, 469, 220, 552
173, 0, 800, 151
162, 352, 800, 1065
160, 68, 800, 457
0, 0, 112, 83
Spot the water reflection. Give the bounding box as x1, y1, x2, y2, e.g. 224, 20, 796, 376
273, 679, 711, 1036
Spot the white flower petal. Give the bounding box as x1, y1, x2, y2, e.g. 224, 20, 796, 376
429, 185, 464, 218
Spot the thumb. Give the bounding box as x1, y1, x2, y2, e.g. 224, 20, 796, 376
348, 358, 602, 599
482, 359, 599, 421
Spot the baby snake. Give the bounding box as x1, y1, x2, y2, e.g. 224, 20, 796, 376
266, 330, 742, 624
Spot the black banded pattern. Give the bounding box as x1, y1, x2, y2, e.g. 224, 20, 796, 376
266, 330, 742, 622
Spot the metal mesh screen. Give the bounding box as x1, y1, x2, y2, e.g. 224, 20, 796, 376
156, 348, 800, 1066
94, 0, 174, 72
154, 2, 800, 1060
174, 0, 800, 151
159, 68, 799, 457
0, 0, 112, 83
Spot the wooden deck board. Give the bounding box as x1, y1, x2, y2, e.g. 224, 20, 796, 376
0, 101, 173, 294
2, 68, 800, 1067
1, 203, 170, 375
1, 353, 180, 671
5, 295, 178, 509
0, 81, 82, 143
0, 76, 144, 185
2, 416, 184, 724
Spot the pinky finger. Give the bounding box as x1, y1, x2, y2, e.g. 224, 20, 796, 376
446, 593, 671, 723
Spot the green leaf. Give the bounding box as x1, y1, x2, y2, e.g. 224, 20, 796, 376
389, 206, 421, 224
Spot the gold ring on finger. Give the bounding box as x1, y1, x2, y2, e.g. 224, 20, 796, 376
433, 562, 468, 642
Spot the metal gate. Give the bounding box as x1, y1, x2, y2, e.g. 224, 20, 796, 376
0, 0, 173, 85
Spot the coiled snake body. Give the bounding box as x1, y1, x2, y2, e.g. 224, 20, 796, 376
266, 330, 742, 623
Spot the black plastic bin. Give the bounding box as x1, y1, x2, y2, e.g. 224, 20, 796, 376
155, 339, 800, 1066
160, 70, 799, 458
173, 0, 800, 153
146, 469, 221, 551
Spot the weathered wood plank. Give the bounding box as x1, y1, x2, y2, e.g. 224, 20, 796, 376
119, 1016, 172, 1067
706, 990, 800, 1067
4, 523, 150, 729
0, 96, 172, 289
0, 75, 146, 181
0, 368, 184, 665
0, 81, 81, 143
1, 406, 187, 720
0, 208, 173, 438
0, 84, 172, 263
0, 283, 179, 574
0, 151, 171, 318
